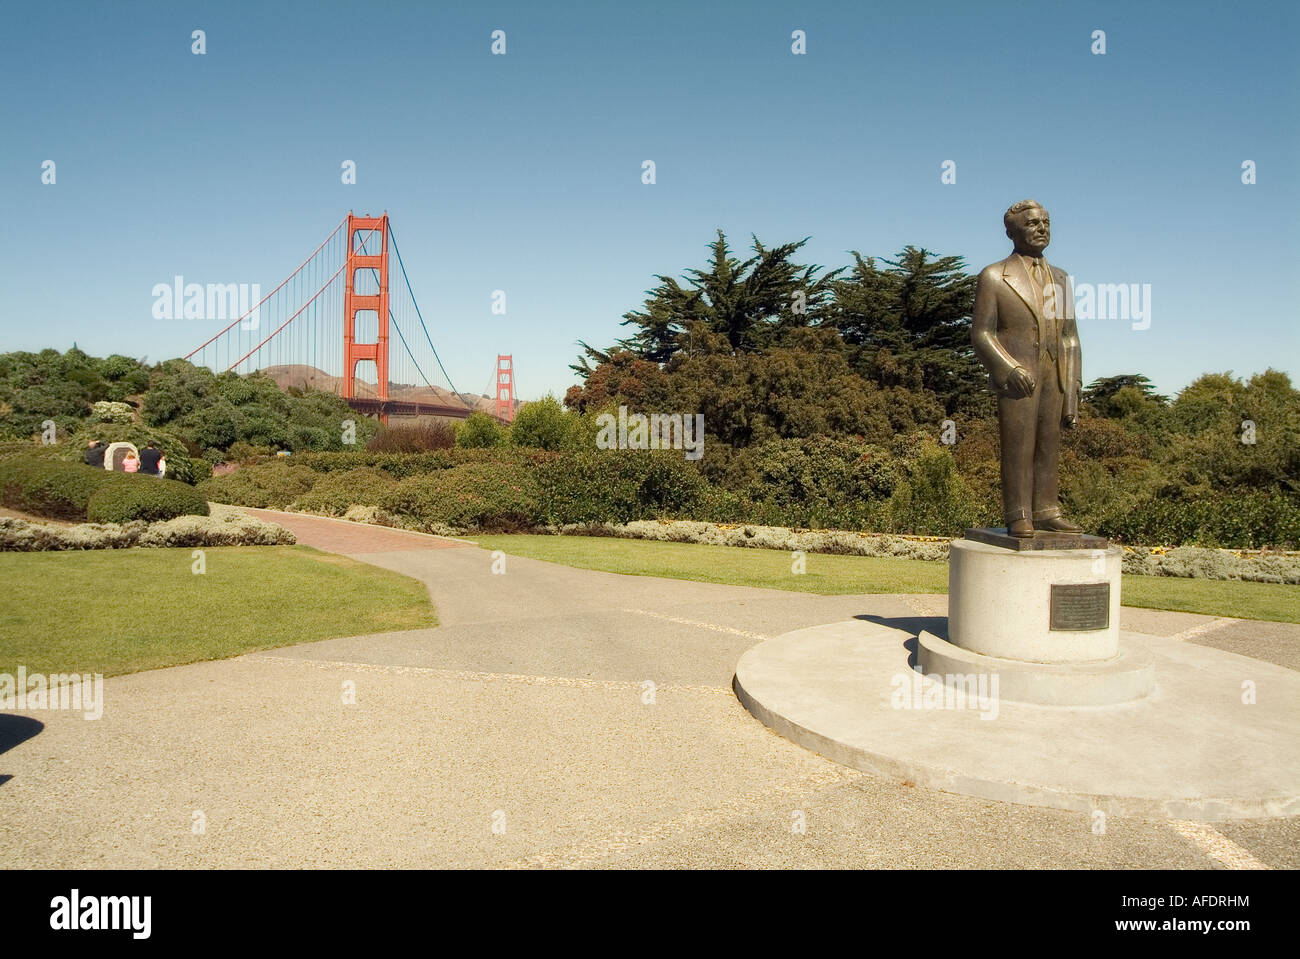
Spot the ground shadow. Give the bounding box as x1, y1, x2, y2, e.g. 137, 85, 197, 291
854, 613, 948, 671
0, 714, 44, 786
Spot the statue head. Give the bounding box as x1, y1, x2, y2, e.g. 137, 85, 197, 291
1004, 200, 1050, 256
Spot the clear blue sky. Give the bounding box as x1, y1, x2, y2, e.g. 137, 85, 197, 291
2, 0, 1296, 401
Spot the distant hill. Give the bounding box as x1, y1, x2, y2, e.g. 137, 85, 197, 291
261, 364, 510, 415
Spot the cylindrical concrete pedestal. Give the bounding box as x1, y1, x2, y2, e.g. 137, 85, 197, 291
948, 539, 1121, 664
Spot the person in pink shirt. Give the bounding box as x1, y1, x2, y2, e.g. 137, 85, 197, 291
122, 451, 139, 473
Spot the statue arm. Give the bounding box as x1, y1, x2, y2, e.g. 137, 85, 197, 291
971, 271, 1019, 389
1061, 274, 1081, 421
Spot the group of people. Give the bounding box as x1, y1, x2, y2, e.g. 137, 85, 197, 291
84, 439, 167, 477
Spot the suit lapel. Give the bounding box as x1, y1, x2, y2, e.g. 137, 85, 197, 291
1001, 255, 1040, 321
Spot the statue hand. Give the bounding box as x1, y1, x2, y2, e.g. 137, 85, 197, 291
1062, 414, 1077, 430
1005, 366, 1036, 398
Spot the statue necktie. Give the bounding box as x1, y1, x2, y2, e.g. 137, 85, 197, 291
1029, 258, 1057, 358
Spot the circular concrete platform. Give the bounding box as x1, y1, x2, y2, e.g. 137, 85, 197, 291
733, 619, 1300, 821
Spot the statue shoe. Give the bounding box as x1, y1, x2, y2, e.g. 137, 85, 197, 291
1034, 516, 1082, 533
1008, 518, 1034, 537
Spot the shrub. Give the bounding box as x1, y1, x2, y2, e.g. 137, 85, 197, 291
341, 504, 398, 527
1120, 545, 1300, 584
589, 519, 954, 561
0, 441, 62, 462
1097, 491, 1300, 549
136, 510, 293, 547
290, 468, 398, 516
225, 441, 275, 464
86, 478, 209, 524
0, 516, 141, 550
0, 456, 122, 520
89, 400, 136, 424
726, 437, 902, 530
380, 462, 540, 531
366, 421, 456, 452
456, 411, 507, 449
195, 462, 319, 508
292, 447, 539, 478
0, 510, 294, 551
883, 444, 982, 536
294, 449, 458, 477
534, 450, 712, 525
509, 395, 581, 450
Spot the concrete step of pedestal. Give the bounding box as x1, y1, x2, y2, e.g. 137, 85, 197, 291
917, 630, 1154, 706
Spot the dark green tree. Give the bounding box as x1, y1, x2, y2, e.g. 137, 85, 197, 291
830, 247, 983, 415
1082, 374, 1170, 416
616, 231, 842, 362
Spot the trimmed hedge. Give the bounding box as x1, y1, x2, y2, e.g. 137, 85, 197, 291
0, 456, 117, 519
194, 462, 319, 508
534, 450, 712, 525
86, 479, 209, 524
0, 511, 292, 551
183, 447, 1300, 547
0, 441, 63, 462
291, 447, 545, 478
379, 462, 540, 531
290, 467, 398, 516
1097, 491, 1300, 549
0, 456, 208, 523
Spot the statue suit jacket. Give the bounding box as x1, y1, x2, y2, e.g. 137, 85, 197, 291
971, 254, 1081, 420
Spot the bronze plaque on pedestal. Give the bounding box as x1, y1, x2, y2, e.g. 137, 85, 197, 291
1050, 583, 1110, 631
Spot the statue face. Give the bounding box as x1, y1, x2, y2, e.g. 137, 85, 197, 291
1008, 206, 1050, 255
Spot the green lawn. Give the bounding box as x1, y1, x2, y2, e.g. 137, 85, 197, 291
475, 534, 1300, 624
0, 546, 435, 677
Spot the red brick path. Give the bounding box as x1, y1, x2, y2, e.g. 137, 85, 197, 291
237, 508, 473, 554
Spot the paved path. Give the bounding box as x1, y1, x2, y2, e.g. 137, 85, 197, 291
239, 507, 473, 553
1, 513, 1296, 868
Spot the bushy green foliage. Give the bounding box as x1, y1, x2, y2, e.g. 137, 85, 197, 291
290, 468, 398, 516
0, 441, 63, 462
170, 431, 1300, 546
0, 349, 379, 459
1097, 491, 1300, 548
380, 462, 541, 531
292, 447, 535, 478
509, 395, 583, 450
0, 456, 121, 520
883, 443, 982, 536
85, 479, 209, 524
707, 437, 903, 530
0, 348, 151, 439
534, 450, 713, 525
569, 234, 984, 422
195, 462, 319, 509
144, 361, 378, 454
456, 411, 508, 449
571, 331, 945, 449
0, 454, 206, 525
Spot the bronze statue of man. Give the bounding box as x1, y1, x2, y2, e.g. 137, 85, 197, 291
972, 200, 1082, 537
